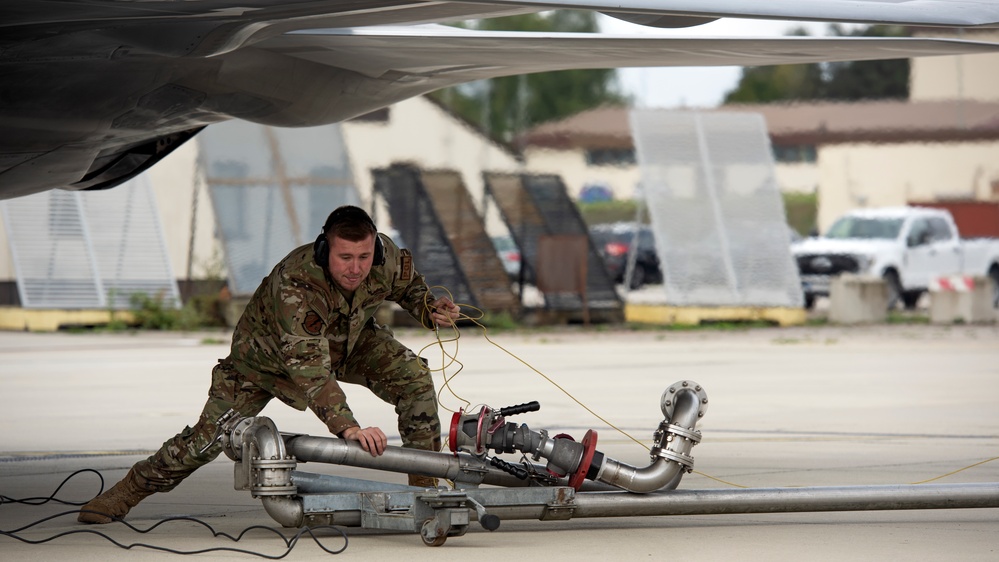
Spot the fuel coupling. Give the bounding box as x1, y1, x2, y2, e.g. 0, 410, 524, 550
448, 380, 708, 493
449, 400, 597, 488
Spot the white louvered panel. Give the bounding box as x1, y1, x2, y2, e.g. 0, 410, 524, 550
1, 176, 180, 310
630, 109, 804, 308
82, 176, 180, 309
1, 190, 105, 308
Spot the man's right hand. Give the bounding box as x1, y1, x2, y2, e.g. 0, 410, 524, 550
341, 426, 387, 456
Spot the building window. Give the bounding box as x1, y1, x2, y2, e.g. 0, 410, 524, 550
585, 148, 636, 167
772, 145, 817, 164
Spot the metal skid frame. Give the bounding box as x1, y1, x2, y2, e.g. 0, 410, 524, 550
294, 482, 574, 546
220, 380, 999, 547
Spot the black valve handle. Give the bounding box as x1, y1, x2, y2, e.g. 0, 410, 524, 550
498, 401, 540, 416
489, 457, 530, 480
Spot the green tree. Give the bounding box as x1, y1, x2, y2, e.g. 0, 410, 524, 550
431, 12, 627, 142
724, 63, 826, 104
823, 25, 910, 100
723, 25, 910, 104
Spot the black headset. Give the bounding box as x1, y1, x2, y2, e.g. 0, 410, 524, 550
313, 206, 385, 268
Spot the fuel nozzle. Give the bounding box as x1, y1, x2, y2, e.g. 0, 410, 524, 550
447, 400, 601, 490
448, 401, 539, 455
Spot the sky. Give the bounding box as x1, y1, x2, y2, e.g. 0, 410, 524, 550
597, 16, 854, 108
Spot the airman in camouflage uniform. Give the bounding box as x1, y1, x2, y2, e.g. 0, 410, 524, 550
79, 205, 459, 524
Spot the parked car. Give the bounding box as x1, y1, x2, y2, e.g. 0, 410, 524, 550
792, 206, 999, 309
491, 235, 522, 282
589, 222, 662, 289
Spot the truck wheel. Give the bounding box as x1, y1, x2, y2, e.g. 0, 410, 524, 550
902, 290, 922, 310
990, 266, 999, 309
883, 270, 903, 310
628, 264, 647, 290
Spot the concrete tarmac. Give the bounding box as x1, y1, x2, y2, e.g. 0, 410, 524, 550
1, 323, 998, 560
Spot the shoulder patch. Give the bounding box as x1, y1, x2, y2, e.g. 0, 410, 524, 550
302, 310, 324, 336
400, 249, 413, 281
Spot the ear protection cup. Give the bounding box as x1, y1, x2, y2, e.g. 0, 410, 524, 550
313, 232, 330, 268
373, 234, 385, 266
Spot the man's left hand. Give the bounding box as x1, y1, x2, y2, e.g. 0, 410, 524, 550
429, 297, 460, 327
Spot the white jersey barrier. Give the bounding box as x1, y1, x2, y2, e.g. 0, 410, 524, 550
929, 275, 994, 324
929, 276, 976, 293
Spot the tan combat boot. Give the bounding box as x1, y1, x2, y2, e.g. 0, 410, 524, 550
408, 474, 438, 488
78, 468, 155, 524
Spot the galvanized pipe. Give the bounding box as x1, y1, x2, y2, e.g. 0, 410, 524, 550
393, 483, 999, 523
283, 434, 523, 487
572, 483, 999, 518
291, 471, 417, 493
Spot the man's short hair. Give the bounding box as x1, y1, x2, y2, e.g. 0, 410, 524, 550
323, 205, 377, 243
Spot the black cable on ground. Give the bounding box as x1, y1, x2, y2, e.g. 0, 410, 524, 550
0, 468, 103, 506
1, 469, 348, 557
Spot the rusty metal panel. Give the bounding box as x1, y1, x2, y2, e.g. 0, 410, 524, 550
536, 234, 590, 323
536, 235, 587, 293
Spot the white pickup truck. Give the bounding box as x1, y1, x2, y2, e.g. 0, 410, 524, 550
792, 206, 999, 309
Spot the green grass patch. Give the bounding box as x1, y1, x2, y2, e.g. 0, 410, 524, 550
885, 311, 930, 324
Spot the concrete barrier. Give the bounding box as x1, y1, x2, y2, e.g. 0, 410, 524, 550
0, 307, 135, 332
929, 275, 996, 324
829, 274, 887, 324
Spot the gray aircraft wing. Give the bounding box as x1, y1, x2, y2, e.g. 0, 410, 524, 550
271, 24, 998, 83
2, 0, 998, 200
465, 0, 999, 28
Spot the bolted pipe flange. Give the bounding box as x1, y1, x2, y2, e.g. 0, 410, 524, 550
666, 423, 702, 444
222, 416, 256, 461
250, 455, 297, 497
567, 430, 598, 490
656, 448, 695, 471
250, 483, 298, 497
661, 380, 708, 419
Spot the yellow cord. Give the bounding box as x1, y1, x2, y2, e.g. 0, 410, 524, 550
909, 456, 999, 485
414, 289, 999, 488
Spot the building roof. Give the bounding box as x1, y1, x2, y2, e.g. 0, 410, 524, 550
519, 104, 634, 150
521, 99, 999, 149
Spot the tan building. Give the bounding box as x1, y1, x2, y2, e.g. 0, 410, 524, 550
520, 106, 643, 201
910, 29, 999, 103
729, 100, 999, 229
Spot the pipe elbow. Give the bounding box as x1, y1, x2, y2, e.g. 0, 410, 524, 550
261, 496, 304, 528
596, 457, 685, 493
244, 418, 287, 460
592, 383, 706, 493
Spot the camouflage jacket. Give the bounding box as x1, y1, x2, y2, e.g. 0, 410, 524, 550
229, 234, 435, 434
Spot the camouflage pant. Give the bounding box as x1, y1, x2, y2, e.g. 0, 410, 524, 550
133, 323, 440, 492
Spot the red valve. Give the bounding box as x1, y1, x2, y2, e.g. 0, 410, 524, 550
567, 430, 598, 491
448, 410, 462, 454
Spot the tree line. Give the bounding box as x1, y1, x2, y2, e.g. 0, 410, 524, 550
432, 18, 911, 140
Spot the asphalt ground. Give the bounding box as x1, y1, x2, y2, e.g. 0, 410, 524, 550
1, 322, 998, 560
